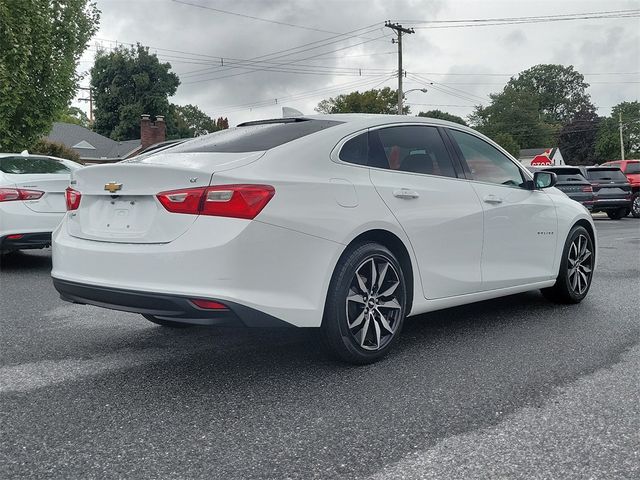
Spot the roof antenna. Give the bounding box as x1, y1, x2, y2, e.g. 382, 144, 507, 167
282, 107, 303, 118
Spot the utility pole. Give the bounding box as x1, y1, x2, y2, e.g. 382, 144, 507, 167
78, 87, 93, 124
385, 21, 414, 115
619, 112, 625, 160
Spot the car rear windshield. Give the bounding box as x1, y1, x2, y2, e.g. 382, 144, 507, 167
586, 168, 628, 182
0, 156, 77, 174
625, 162, 640, 174
540, 168, 587, 182
168, 119, 343, 153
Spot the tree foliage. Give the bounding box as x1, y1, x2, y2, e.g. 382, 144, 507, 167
557, 107, 601, 165
595, 101, 640, 161
0, 0, 100, 151
167, 104, 217, 139
418, 109, 467, 126
29, 138, 81, 163
470, 64, 595, 151
56, 106, 90, 128
507, 64, 594, 124
91, 44, 180, 141
491, 133, 520, 158
316, 87, 410, 115
470, 87, 555, 149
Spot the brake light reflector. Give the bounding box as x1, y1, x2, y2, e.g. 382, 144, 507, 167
191, 299, 228, 310
0, 188, 44, 202
65, 187, 82, 210
157, 184, 275, 219
581, 186, 593, 192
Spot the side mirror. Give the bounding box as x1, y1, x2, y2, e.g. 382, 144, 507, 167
533, 171, 557, 189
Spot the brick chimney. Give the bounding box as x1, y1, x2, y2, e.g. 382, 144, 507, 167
140, 114, 166, 150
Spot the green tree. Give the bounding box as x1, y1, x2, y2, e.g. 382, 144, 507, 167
316, 87, 410, 115
56, 106, 90, 127
0, 0, 100, 151
167, 104, 217, 138
418, 109, 467, 126
491, 133, 520, 158
91, 44, 180, 140
557, 108, 601, 165
470, 87, 555, 149
29, 138, 82, 163
507, 64, 594, 124
595, 101, 640, 161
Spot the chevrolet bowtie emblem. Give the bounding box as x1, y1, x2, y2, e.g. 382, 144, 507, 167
104, 182, 122, 193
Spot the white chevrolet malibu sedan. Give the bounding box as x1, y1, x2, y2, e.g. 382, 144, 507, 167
52, 115, 596, 364
1, 153, 80, 253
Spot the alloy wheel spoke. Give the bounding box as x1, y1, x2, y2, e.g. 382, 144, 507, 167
377, 262, 389, 291
372, 319, 381, 350
375, 309, 395, 334
580, 249, 591, 264
347, 289, 366, 304
378, 298, 401, 310
359, 317, 371, 347
379, 280, 399, 298
356, 271, 368, 295
349, 309, 366, 329
369, 259, 377, 292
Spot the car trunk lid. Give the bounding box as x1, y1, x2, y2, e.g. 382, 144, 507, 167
4, 173, 69, 213
68, 151, 263, 243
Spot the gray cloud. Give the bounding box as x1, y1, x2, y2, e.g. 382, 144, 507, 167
75, 0, 640, 124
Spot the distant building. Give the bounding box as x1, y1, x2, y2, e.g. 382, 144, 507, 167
45, 114, 166, 164
519, 147, 565, 167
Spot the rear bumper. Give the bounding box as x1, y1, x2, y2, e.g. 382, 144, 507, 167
53, 278, 291, 327
591, 198, 632, 211
0, 232, 52, 252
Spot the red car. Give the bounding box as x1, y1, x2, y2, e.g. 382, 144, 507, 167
602, 160, 640, 218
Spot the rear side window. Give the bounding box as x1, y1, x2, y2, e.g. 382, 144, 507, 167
170, 119, 342, 153
339, 132, 368, 165
586, 168, 628, 182
0, 156, 76, 174
368, 126, 457, 178
625, 162, 640, 174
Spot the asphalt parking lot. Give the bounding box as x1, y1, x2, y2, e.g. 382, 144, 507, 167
1, 217, 639, 479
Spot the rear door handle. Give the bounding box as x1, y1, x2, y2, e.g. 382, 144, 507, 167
483, 194, 503, 204
393, 189, 420, 199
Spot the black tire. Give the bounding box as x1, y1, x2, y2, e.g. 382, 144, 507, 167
321, 242, 407, 364
631, 193, 640, 218
606, 208, 626, 220
541, 225, 594, 304
143, 314, 193, 328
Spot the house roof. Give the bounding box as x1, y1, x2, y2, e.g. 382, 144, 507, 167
519, 148, 551, 158
46, 122, 141, 160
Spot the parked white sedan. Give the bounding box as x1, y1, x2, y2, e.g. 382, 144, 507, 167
52, 115, 596, 364
1, 153, 80, 253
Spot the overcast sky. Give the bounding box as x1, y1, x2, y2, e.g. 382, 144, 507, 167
74, 0, 640, 126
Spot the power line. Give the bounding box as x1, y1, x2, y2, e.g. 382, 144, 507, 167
171, 0, 383, 40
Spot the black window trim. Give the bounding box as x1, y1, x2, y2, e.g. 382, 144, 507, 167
332, 122, 466, 181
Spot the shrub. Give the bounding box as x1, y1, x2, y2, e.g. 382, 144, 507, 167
28, 139, 82, 164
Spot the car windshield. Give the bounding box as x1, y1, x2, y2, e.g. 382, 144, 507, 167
0, 156, 79, 174
586, 168, 628, 182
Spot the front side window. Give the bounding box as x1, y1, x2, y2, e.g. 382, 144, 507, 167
449, 129, 525, 188
368, 126, 457, 178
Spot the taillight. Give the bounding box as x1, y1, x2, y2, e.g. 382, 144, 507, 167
157, 184, 275, 220
582, 185, 593, 192
65, 187, 82, 211
190, 299, 228, 310
0, 188, 44, 202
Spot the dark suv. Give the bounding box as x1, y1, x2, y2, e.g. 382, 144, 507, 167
580, 166, 632, 220
601, 160, 640, 218
527, 166, 594, 209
